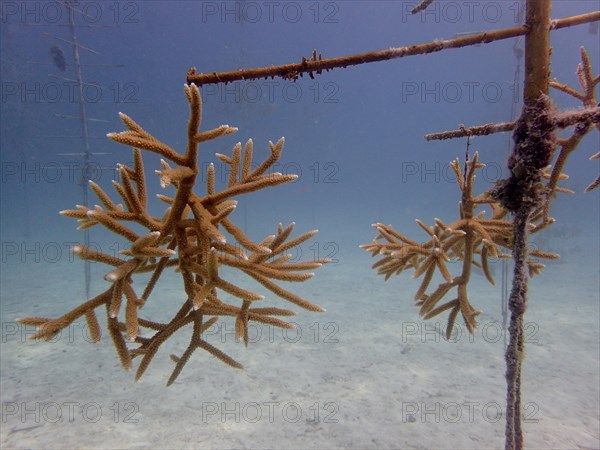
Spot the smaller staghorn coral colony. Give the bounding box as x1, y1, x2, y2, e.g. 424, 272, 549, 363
362, 153, 560, 338
18, 84, 329, 385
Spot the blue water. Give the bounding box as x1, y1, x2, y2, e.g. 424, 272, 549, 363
1, 1, 598, 448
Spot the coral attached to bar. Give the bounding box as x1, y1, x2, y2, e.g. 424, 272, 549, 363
17, 84, 329, 385
362, 153, 559, 338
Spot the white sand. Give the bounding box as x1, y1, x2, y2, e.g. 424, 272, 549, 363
1, 239, 598, 450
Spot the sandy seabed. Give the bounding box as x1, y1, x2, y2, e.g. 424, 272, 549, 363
1, 243, 598, 450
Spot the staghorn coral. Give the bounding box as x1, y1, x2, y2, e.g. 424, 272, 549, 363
17, 84, 329, 385
361, 152, 559, 339
545, 47, 600, 199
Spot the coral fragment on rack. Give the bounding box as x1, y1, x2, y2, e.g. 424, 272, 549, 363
362, 153, 557, 338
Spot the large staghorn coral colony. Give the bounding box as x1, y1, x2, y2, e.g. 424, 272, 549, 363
17, 84, 329, 385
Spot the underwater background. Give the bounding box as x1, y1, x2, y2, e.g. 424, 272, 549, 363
1, 1, 598, 448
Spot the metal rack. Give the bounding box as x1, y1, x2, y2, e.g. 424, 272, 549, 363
6, 0, 125, 298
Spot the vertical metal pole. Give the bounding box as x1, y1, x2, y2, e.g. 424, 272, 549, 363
504, 2, 552, 448
65, 1, 91, 298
